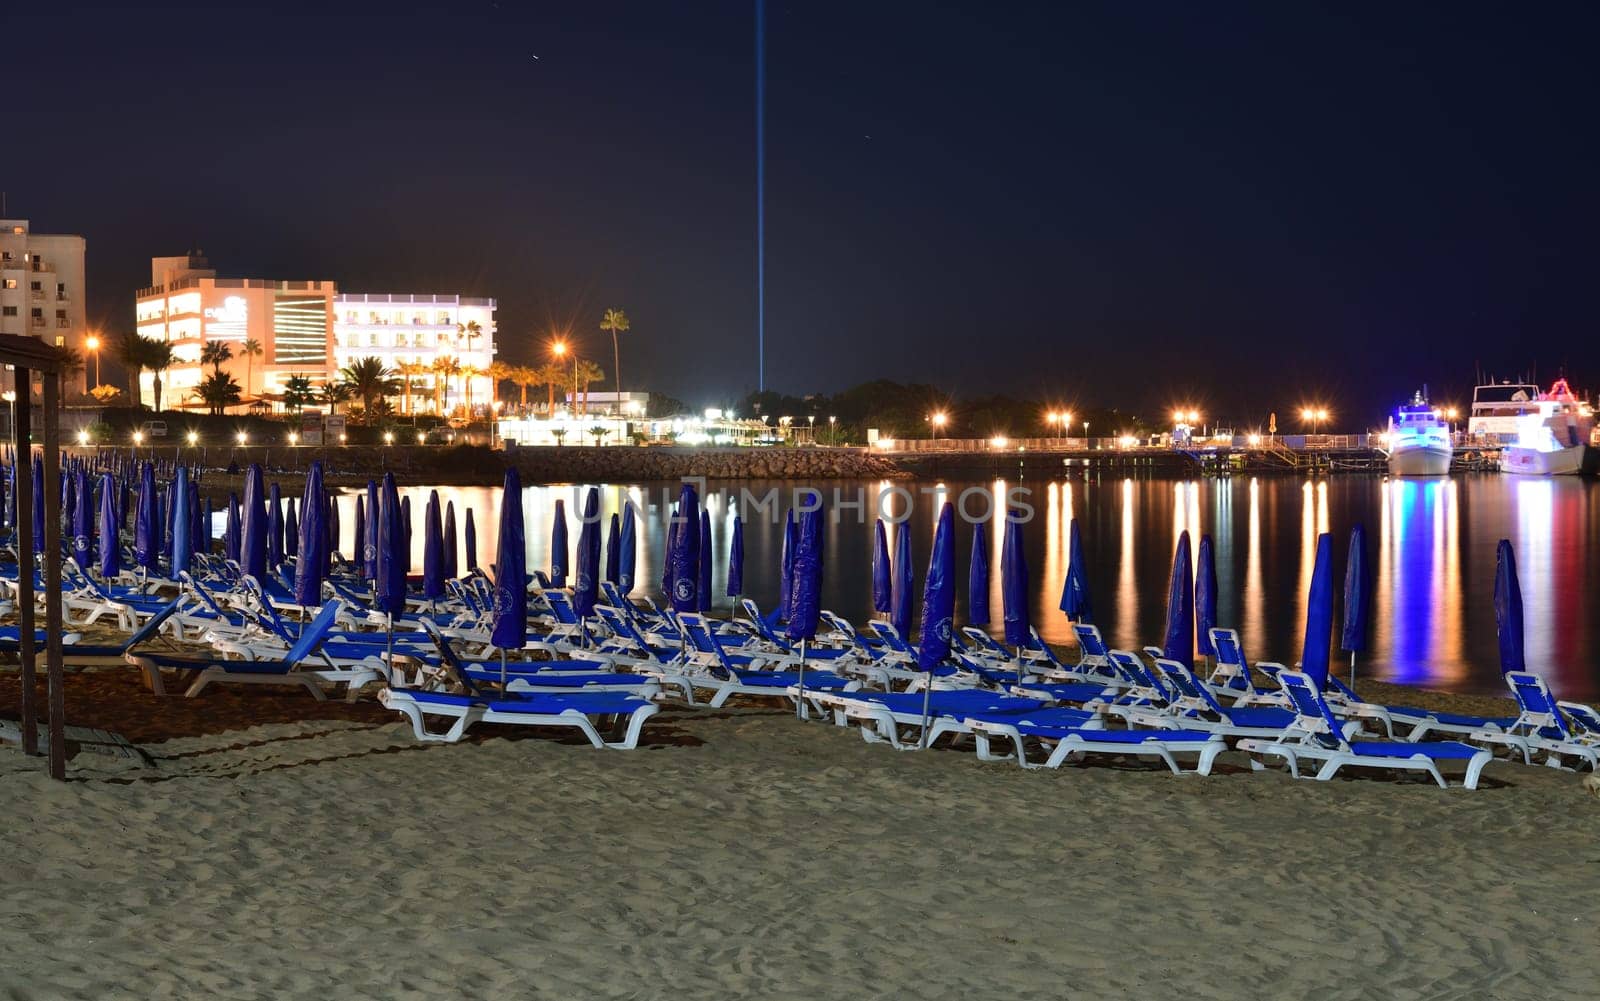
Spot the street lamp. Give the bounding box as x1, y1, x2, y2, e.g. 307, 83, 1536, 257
186, 431, 198, 446
383, 431, 395, 445
132, 431, 143, 446
828, 414, 837, 446
1301, 407, 1330, 435
288, 432, 299, 446
76, 429, 89, 446
237, 431, 248, 445
930, 410, 948, 440
417, 431, 427, 445
84, 334, 101, 393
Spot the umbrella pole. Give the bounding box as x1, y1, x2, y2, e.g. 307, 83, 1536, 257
500, 648, 508, 693
795, 639, 807, 720
385, 612, 394, 683
919, 673, 934, 750
1349, 651, 1357, 689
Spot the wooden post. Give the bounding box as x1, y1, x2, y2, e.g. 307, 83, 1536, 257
13, 367, 35, 756
42, 371, 65, 781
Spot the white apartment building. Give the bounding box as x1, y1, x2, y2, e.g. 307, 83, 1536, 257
133, 257, 496, 415
0, 219, 88, 384
333, 293, 497, 416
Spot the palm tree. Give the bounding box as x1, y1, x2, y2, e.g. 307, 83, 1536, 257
319, 381, 353, 414
551, 427, 568, 447
147, 339, 175, 411
458, 320, 483, 355
432, 355, 460, 415
200, 341, 232, 377
394, 361, 424, 415
339, 356, 398, 417
600, 308, 629, 414
117, 332, 151, 404
195, 372, 242, 415
282, 374, 316, 414
240, 338, 263, 398
460, 364, 481, 416
53, 345, 85, 395
588, 425, 611, 447
573, 359, 605, 417
487, 361, 515, 412
539, 361, 566, 412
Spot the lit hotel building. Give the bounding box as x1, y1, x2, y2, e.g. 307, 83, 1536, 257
133, 256, 495, 413
0, 219, 88, 359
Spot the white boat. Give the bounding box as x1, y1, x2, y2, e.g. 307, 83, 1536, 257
1499, 378, 1595, 476
1468, 380, 1542, 443
1384, 392, 1453, 476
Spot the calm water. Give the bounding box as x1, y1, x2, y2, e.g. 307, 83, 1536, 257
333, 475, 1600, 699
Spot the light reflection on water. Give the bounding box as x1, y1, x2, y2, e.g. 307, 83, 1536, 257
328, 475, 1600, 698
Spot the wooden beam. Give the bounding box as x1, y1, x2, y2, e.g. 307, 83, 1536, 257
42, 372, 64, 781
13, 367, 35, 756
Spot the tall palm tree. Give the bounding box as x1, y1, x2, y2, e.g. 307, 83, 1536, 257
319, 381, 353, 414
339, 356, 398, 417
487, 360, 515, 412
539, 361, 566, 412
600, 308, 629, 414
394, 361, 423, 415
241, 338, 263, 398
572, 358, 605, 417
147, 340, 175, 411
458, 320, 483, 355
53, 345, 85, 395
432, 355, 460, 415
116, 331, 150, 403
282, 374, 316, 414
460, 364, 481, 415
512, 365, 538, 413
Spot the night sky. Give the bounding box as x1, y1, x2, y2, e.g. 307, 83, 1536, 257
7, 3, 1597, 425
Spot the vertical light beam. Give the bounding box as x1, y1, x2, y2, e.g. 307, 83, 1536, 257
755, 0, 766, 392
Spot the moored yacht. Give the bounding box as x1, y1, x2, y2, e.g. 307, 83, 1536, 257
1384, 392, 1453, 476
1499, 378, 1595, 476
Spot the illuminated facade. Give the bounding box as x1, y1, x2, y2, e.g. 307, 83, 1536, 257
134, 255, 335, 409
332, 293, 497, 416
0, 219, 88, 371
133, 258, 497, 415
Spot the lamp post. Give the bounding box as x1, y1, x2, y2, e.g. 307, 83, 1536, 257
1301, 407, 1329, 436
828, 414, 836, 446
930, 410, 948, 441
84, 334, 100, 394
551, 339, 577, 414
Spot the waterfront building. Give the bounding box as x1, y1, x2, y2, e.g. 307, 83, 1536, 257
0, 219, 88, 369
133, 256, 495, 414
332, 293, 496, 416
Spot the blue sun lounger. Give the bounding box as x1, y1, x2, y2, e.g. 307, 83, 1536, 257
1237, 670, 1494, 789
966, 713, 1227, 774
1465, 671, 1600, 771
815, 688, 1082, 750
377, 643, 661, 748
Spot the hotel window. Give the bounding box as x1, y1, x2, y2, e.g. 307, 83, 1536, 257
1, 306, 15, 316
54, 335, 64, 347
56, 282, 66, 299
30, 281, 41, 292
437, 311, 450, 324
55, 309, 67, 327
2, 279, 13, 289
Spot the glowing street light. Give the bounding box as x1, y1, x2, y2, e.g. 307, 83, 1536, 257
76, 429, 89, 446
186, 431, 198, 446
416, 431, 427, 444
929, 410, 948, 440
383, 431, 395, 445
132, 431, 144, 446
1301, 407, 1330, 435
288, 432, 299, 446
84, 334, 101, 392
828, 414, 837, 446
237, 431, 248, 445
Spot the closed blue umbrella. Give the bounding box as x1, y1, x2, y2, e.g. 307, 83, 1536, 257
268, 482, 284, 569
618, 502, 637, 595
1001, 510, 1030, 648
135, 462, 158, 573
31, 455, 43, 554
376, 473, 407, 617
666, 482, 700, 612
225, 493, 241, 563
916, 502, 958, 746
464, 508, 478, 571
171, 466, 192, 576
327, 494, 340, 563
604, 512, 621, 586
490, 466, 528, 659
549, 499, 569, 588
361, 480, 380, 580
97, 472, 120, 578
62, 470, 74, 544
1161, 531, 1194, 669
190, 483, 203, 560
890, 521, 913, 635
967, 522, 990, 627
1058, 517, 1093, 623
1494, 538, 1524, 676
726, 514, 744, 599
1300, 532, 1335, 691
1340, 523, 1369, 684
871, 518, 892, 615
660, 518, 677, 598
70, 469, 92, 568
573, 487, 602, 621
293, 462, 324, 607
284, 496, 299, 559
442, 501, 458, 581
353, 494, 366, 576
242, 465, 266, 578
776, 510, 798, 622
696, 508, 713, 612
1196, 534, 1218, 659
787, 494, 826, 716
422, 489, 445, 602
400, 496, 411, 574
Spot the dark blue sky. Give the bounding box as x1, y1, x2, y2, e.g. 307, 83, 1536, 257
7, 2, 1596, 423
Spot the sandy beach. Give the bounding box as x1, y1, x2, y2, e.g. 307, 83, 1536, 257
2, 673, 1597, 1001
